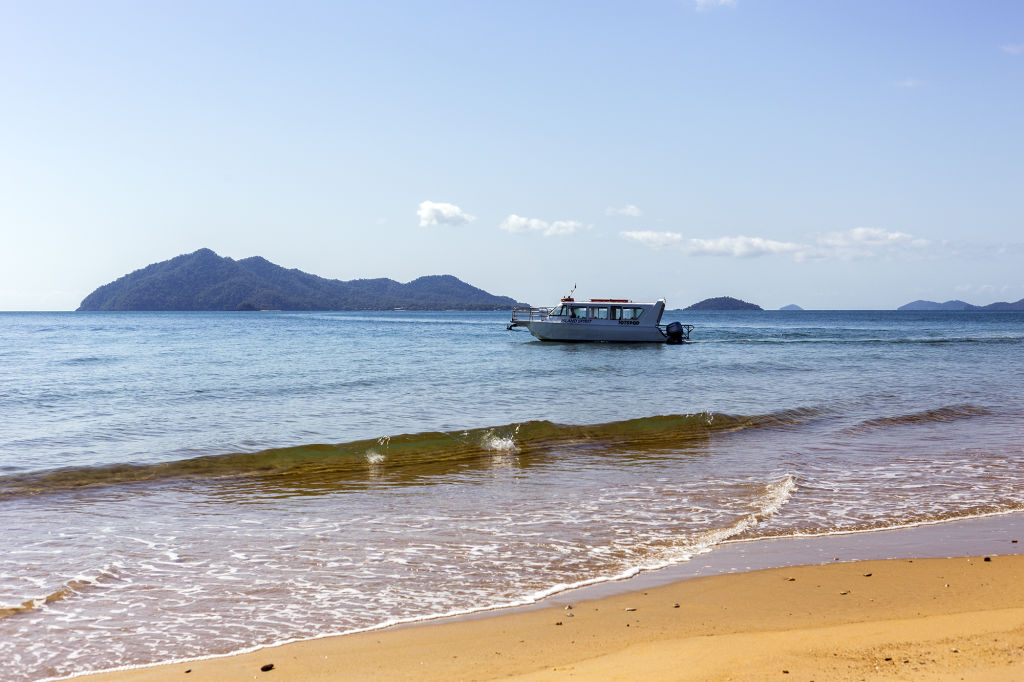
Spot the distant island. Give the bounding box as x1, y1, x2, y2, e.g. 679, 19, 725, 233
685, 296, 762, 311
77, 249, 524, 311
779, 304, 804, 311
898, 299, 1024, 312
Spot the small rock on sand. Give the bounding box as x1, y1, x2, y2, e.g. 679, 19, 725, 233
260, 663, 274, 672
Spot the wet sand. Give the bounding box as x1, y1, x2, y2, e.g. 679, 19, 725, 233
78, 515, 1024, 682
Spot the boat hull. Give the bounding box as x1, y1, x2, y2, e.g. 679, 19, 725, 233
525, 320, 668, 343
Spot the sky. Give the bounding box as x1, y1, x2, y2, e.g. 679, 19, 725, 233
1, 0, 1022, 310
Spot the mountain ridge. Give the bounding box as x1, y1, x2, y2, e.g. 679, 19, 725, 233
898, 298, 1024, 311
77, 249, 524, 311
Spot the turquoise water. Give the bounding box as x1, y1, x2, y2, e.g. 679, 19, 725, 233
2, 310, 1023, 680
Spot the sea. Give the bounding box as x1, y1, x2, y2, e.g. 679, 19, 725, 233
2, 309, 1023, 681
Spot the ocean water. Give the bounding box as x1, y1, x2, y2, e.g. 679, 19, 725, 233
1, 309, 1023, 680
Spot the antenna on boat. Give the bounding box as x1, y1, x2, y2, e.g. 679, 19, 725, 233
563, 283, 576, 303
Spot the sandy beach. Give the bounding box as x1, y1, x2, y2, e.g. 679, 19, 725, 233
80, 542, 1024, 681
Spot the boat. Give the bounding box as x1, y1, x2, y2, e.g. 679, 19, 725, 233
508, 292, 693, 344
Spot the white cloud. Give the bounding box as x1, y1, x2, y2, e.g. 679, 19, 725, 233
813, 227, 931, 260
605, 204, 643, 217
500, 214, 589, 237
621, 227, 934, 261
894, 78, 926, 88
500, 215, 548, 233
621, 231, 803, 257
815, 227, 917, 247
955, 283, 1021, 297
619, 231, 684, 249
546, 220, 588, 236
1000, 43, 1024, 55
695, 0, 736, 10
417, 200, 476, 228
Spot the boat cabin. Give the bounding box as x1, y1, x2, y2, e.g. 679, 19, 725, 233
545, 302, 655, 323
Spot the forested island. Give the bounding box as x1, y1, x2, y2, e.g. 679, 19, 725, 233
684, 296, 763, 311
77, 249, 524, 311
898, 299, 1024, 311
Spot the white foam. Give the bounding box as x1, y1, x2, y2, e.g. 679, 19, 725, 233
759, 474, 797, 518
480, 427, 519, 453
723, 505, 1024, 545
483, 436, 518, 452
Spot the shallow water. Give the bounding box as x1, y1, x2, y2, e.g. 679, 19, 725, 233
1, 310, 1023, 680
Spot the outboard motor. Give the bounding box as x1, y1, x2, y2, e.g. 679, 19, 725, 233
665, 321, 686, 345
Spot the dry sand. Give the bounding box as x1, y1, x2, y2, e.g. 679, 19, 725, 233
81, 553, 1024, 682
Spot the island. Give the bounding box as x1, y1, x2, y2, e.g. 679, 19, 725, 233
684, 296, 762, 311
898, 299, 1024, 312
77, 249, 524, 311
779, 304, 804, 311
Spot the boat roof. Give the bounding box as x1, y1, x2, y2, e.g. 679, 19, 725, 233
559, 297, 664, 306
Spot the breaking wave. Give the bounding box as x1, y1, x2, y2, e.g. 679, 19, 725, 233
0, 564, 123, 621
0, 408, 825, 499
844, 404, 991, 434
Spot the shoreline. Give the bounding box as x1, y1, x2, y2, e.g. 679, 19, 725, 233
70, 512, 1024, 681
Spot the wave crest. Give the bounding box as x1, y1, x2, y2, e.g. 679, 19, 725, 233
845, 404, 990, 433
0, 565, 122, 621
0, 409, 824, 500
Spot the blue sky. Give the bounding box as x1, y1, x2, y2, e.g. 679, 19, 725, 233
1, 0, 1021, 310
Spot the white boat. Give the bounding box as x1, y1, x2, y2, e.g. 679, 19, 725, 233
509, 295, 692, 344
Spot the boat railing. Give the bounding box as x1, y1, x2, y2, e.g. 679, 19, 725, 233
508, 306, 552, 328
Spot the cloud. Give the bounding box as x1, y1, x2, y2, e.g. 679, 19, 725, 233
814, 227, 930, 259
605, 204, 643, 217
815, 227, 922, 247
894, 78, 926, 88
1000, 43, 1024, 55
695, 0, 736, 10
621, 227, 935, 261
955, 283, 1022, 297
417, 201, 476, 228
546, 220, 589, 236
621, 232, 803, 257
500, 214, 589, 237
